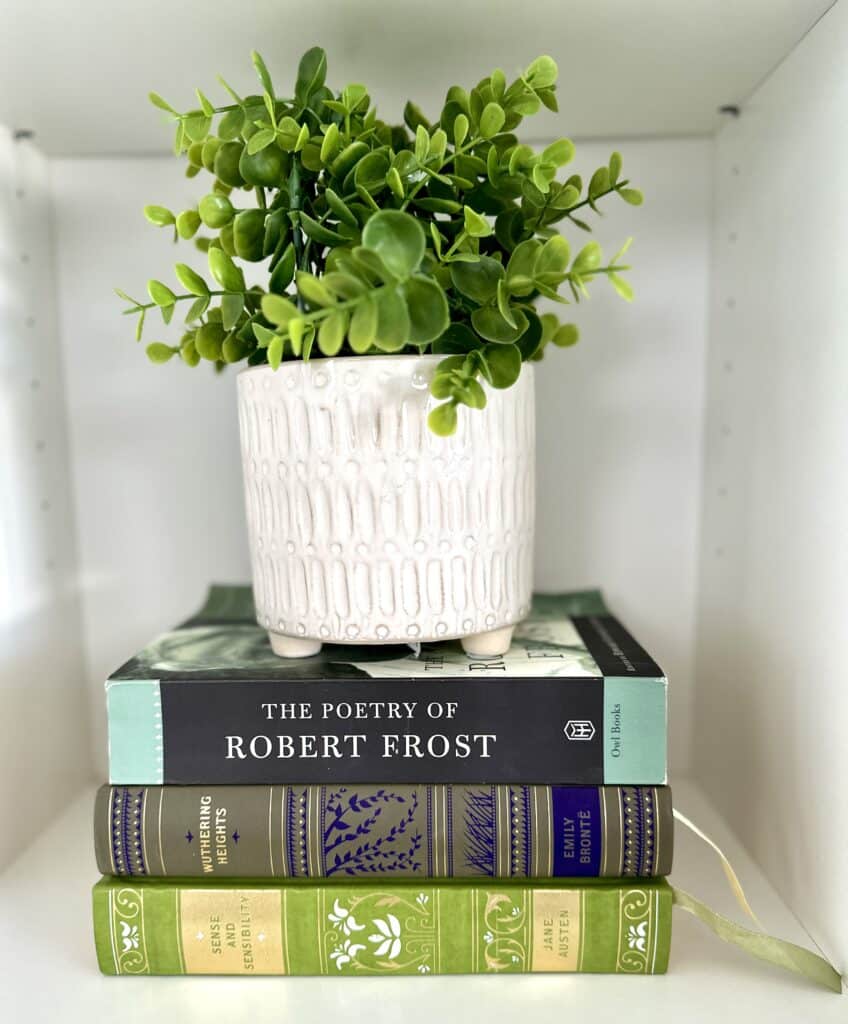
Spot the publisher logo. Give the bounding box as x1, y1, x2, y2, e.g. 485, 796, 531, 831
564, 720, 595, 741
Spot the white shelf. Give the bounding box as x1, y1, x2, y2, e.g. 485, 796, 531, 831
0, 779, 841, 1019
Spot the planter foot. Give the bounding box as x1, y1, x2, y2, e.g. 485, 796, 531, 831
460, 625, 514, 659
268, 633, 322, 658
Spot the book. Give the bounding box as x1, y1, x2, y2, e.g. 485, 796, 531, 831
106, 586, 667, 786
95, 783, 673, 879
92, 876, 672, 976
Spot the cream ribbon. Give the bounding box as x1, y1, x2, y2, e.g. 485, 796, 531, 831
672, 808, 843, 993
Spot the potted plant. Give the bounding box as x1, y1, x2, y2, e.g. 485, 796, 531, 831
119, 47, 641, 657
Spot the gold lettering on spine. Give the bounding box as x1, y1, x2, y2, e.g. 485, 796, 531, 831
531, 890, 581, 972
179, 889, 284, 974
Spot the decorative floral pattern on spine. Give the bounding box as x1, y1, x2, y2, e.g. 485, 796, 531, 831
94, 784, 674, 879
93, 878, 673, 976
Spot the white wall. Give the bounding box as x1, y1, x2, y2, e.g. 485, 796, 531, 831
695, 1, 848, 967
50, 138, 712, 777
0, 130, 90, 867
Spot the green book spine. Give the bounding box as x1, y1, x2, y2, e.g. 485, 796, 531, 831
93, 877, 672, 976
95, 784, 673, 879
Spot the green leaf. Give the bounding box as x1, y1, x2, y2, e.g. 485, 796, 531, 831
609, 151, 622, 184
374, 287, 410, 351
463, 206, 492, 238
317, 310, 348, 356
296, 270, 335, 307
506, 239, 541, 294
196, 89, 215, 117
432, 323, 479, 354
147, 279, 176, 307
349, 295, 378, 352
175, 262, 209, 296
135, 308, 146, 341
218, 107, 245, 141
320, 122, 340, 164
515, 308, 543, 360
430, 372, 455, 400
208, 248, 245, 292
429, 222, 443, 258
611, 237, 634, 264
572, 241, 603, 275
195, 321, 225, 361
322, 271, 366, 299
404, 100, 431, 133
183, 112, 211, 142
588, 166, 611, 199
361, 210, 425, 279
251, 51, 275, 97
414, 125, 430, 163
428, 402, 458, 436
221, 292, 245, 330
483, 343, 522, 387
276, 116, 302, 151
553, 323, 579, 347
288, 318, 305, 356
609, 273, 634, 301
294, 123, 310, 152
222, 332, 251, 363
536, 235, 571, 276
490, 68, 506, 100
412, 197, 462, 214
480, 102, 505, 139
457, 378, 487, 409
144, 205, 175, 227
267, 335, 284, 370
262, 293, 299, 325
453, 113, 469, 147
295, 47, 328, 109
386, 166, 404, 200
184, 294, 210, 323
449, 256, 503, 303
247, 128, 277, 155
299, 212, 347, 246
176, 210, 201, 239
252, 323, 278, 348
269, 243, 296, 293
180, 339, 200, 366
198, 193, 234, 229
402, 275, 450, 345
471, 305, 528, 344
525, 55, 558, 89
146, 342, 175, 364
496, 279, 516, 327
325, 188, 359, 229
331, 140, 369, 178
352, 150, 391, 195
619, 187, 644, 206
149, 92, 177, 114
542, 138, 574, 167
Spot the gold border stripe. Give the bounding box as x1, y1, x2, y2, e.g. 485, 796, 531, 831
157, 788, 167, 875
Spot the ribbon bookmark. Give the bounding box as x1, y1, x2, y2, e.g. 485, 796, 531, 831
672, 809, 843, 993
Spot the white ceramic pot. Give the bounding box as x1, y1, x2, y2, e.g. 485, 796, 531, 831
237, 354, 534, 657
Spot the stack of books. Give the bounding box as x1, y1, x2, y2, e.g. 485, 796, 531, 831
92, 585, 672, 976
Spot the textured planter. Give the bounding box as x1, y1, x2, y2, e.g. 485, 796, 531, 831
237, 354, 534, 657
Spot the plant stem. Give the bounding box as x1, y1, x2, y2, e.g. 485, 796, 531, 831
399, 139, 477, 211
564, 182, 625, 218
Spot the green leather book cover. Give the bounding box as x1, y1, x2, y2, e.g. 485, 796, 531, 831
93, 876, 672, 976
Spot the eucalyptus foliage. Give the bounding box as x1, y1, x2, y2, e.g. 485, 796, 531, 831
121, 48, 642, 434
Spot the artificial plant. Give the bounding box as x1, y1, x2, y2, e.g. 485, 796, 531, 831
120, 47, 641, 434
